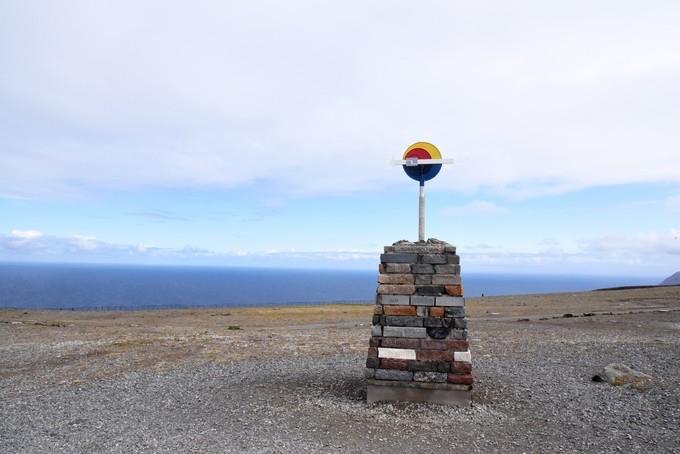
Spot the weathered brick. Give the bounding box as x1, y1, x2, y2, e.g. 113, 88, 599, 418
410, 295, 435, 306
407, 360, 439, 372
447, 340, 469, 351
385, 315, 423, 327
380, 337, 421, 349
378, 347, 417, 359
416, 350, 453, 362
367, 347, 377, 358
420, 254, 447, 264
435, 296, 465, 307
423, 317, 443, 328
414, 371, 448, 383
432, 274, 462, 285
444, 306, 465, 318
380, 253, 418, 264
372, 315, 384, 325
416, 306, 428, 317
384, 263, 411, 273
420, 339, 448, 350
409, 361, 450, 373
364, 368, 375, 379
454, 350, 472, 363
383, 305, 417, 316
377, 294, 410, 306
371, 325, 382, 337
411, 264, 434, 274
429, 306, 444, 317
426, 327, 450, 339
447, 374, 473, 385
446, 254, 460, 264
368, 337, 381, 347
434, 264, 460, 274
378, 273, 415, 284
379, 358, 409, 370
415, 274, 432, 285
373, 305, 384, 315
383, 326, 427, 338
450, 362, 472, 375
416, 286, 446, 296
449, 328, 468, 340
454, 318, 467, 329
377, 284, 415, 295
366, 357, 379, 368
375, 369, 413, 381
445, 285, 464, 296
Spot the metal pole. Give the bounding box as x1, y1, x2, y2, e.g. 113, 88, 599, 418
418, 183, 425, 242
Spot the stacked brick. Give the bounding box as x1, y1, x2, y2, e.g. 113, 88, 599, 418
365, 239, 473, 406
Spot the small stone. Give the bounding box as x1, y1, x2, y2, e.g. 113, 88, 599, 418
601, 363, 653, 387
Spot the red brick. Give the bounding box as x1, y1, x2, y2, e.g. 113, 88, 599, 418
429, 307, 445, 317
450, 362, 472, 375
369, 337, 381, 347
379, 358, 409, 370
446, 340, 469, 351
367, 347, 377, 358
447, 374, 473, 385
416, 350, 453, 362
381, 338, 421, 349
445, 285, 464, 296
420, 340, 448, 350
383, 305, 417, 316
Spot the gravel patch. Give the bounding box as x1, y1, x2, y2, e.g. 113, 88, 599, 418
1, 310, 679, 453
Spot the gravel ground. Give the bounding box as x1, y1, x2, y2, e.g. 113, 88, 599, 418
1, 297, 679, 453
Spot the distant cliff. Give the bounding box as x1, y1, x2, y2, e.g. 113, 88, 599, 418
660, 272, 680, 285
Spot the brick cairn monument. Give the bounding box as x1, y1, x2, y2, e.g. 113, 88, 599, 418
365, 238, 472, 406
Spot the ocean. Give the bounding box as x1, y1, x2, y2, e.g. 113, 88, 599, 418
0, 262, 661, 310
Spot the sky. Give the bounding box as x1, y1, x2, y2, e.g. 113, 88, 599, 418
1, 1, 679, 277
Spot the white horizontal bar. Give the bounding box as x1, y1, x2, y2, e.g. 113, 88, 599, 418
391, 158, 454, 166
378, 347, 417, 360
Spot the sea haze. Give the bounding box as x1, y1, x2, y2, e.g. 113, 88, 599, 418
0, 263, 662, 310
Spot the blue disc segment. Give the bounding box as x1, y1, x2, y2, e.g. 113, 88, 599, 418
403, 164, 442, 184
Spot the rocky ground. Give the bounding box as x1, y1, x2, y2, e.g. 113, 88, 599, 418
1, 286, 679, 453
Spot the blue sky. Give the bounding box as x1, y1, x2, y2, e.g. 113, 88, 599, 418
1, 1, 679, 277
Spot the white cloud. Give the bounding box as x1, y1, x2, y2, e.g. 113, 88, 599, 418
10, 230, 43, 239
0, 1, 679, 199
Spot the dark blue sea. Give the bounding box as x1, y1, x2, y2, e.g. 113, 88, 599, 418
0, 263, 662, 310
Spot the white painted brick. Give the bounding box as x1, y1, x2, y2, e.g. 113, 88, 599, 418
378, 348, 417, 360
435, 296, 465, 307
454, 350, 471, 363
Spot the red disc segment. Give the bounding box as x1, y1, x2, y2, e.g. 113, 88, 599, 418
405, 148, 432, 160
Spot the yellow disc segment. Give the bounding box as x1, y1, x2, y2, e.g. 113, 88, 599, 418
402, 142, 442, 160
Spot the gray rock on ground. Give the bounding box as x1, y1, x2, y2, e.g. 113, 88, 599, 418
600, 363, 653, 387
